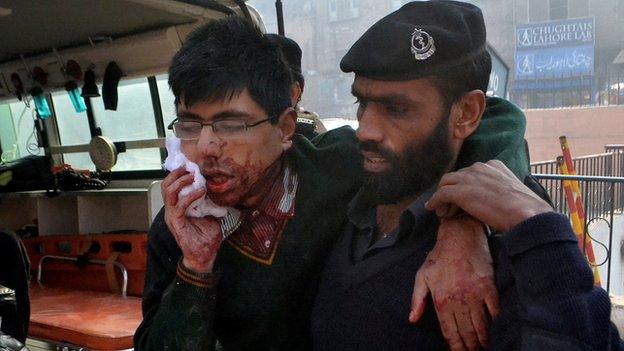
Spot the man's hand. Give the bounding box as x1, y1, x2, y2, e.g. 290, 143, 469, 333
410, 215, 499, 351
162, 167, 223, 273
426, 160, 553, 232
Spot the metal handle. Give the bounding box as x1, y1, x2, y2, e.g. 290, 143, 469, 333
37, 255, 128, 296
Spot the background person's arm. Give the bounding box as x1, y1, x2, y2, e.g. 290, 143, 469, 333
426, 160, 623, 350
490, 212, 623, 350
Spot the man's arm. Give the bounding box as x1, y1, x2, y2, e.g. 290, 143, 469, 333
490, 212, 623, 350
426, 160, 623, 350
134, 210, 219, 351
411, 216, 499, 350
410, 98, 529, 351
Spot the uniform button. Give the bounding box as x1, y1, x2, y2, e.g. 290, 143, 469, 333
252, 210, 260, 217
264, 240, 271, 248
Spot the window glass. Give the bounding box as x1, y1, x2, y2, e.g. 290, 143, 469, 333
0, 103, 19, 162
52, 91, 95, 170
51, 91, 94, 169
328, 0, 360, 22
6, 100, 44, 159
549, 0, 568, 19
52, 91, 91, 146
90, 77, 161, 171
91, 77, 158, 141
114, 148, 163, 171
156, 75, 177, 137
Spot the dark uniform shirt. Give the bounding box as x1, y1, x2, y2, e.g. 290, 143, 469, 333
311, 186, 446, 351
312, 184, 623, 351
349, 188, 436, 262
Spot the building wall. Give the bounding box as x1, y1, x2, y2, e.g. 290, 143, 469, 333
528, 0, 550, 22
525, 105, 624, 162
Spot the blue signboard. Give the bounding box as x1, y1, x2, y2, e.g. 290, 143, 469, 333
515, 17, 595, 81
516, 17, 594, 50
516, 45, 594, 78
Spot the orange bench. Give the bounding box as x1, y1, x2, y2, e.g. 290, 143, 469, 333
23, 234, 147, 350
29, 286, 142, 350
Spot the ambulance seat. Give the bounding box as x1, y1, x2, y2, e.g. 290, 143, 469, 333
23, 234, 147, 350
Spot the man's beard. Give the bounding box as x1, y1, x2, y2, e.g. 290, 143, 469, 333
360, 115, 454, 205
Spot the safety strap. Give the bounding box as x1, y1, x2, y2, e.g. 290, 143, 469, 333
75, 235, 94, 268
105, 251, 122, 294
78, 235, 93, 255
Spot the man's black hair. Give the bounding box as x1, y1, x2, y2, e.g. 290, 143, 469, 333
168, 16, 293, 122
265, 34, 305, 90
429, 51, 492, 108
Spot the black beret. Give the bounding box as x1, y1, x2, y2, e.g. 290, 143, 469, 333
341, 0, 487, 81
266, 33, 304, 86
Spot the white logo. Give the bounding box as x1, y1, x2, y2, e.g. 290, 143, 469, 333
517, 54, 534, 76
411, 28, 435, 61
518, 28, 532, 47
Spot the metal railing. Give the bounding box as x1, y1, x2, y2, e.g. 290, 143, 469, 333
530, 145, 624, 220
532, 174, 624, 292
530, 146, 624, 292
37, 255, 129, 296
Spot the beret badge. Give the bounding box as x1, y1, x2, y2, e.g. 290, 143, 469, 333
410, 28, 435, 61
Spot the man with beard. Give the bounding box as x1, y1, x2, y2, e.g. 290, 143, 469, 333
311, 1, 622, 350
134, 14, 532, 351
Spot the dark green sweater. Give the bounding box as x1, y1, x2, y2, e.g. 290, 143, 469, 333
134, 97, 529, 351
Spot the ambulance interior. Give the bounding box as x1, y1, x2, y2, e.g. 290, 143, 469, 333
0, 1, 263, 350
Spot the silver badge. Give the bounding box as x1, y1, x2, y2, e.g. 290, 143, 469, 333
410, 28, 436, 61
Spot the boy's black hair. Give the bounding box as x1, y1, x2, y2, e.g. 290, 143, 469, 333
168, 16, 293, 122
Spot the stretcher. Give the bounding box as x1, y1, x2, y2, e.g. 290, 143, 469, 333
23, 234, 147, 351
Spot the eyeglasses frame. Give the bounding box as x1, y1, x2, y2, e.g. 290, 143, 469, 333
167, 116, 278, 139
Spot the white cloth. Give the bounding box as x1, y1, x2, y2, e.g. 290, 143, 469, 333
163, 137, 228, 218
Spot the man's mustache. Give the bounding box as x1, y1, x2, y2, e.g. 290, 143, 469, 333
358, 141, 396, 161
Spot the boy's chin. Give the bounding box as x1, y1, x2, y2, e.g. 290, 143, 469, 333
208, 192, 241, 208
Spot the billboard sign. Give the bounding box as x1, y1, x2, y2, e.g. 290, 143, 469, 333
515, 17, 595, 80
487, 45, 509, 98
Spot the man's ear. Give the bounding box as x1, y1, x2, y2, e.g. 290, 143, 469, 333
452, 90, 486, 140
290, 82, 303, 107
278, 107, 297, 151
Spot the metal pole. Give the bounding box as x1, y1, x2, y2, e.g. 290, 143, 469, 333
581, 74, 584, 106
583, 184, 589, 255
147, 76, 167, 163
608, 72, 611, 105
607, 184, 615, 292
561, 71, 565, 107
618, 71, 621, 105
84, 98, 100, 137
276, 0, 285, 35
